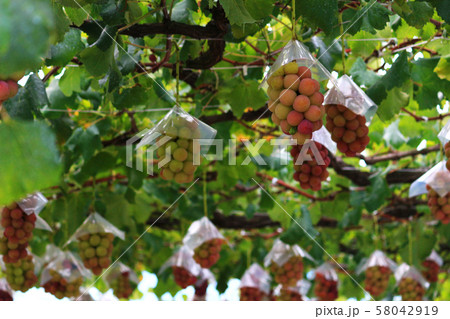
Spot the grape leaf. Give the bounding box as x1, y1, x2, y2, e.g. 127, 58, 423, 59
295, 0, 338, 35
219, 0, 256, 25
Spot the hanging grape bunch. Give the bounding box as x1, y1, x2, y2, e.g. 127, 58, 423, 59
364, 266, 391, 297
1, 203, 35, 248
240, 287, 267, 301
183, 217, 225, 269
267, 62, 325, 145
110, 271, 137, 300
270, 256, 304, 287
4, 255, 37, 292
172, 266, 198, 289
422, 259, 440, 283
193, 238, 225, 268
70, 213, 124, 276
426, 183, 450, 224
156, 116, 201, 184
314, 273, 338, 301
398, 277, 425, 301
324, 104, 370, 156
291, 141, 330, 191
42, 269, 83, 299
277, 288, 303, 301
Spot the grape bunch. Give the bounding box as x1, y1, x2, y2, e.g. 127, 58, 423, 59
398, 277, 425, 301
426, 184, 450, 224
193, 238, 224, 268
291, 142, 331, 191
172, 266, 197, 289
110, 272, 136, 299
277, 288, 303, 301
314, 273, 338, 301
324, 104, 370, 156
270, 256, 304, 287
0, 289, 13, 301
266, 62, 325, 145
364, 266, 391, 297
445, 142, 450, 171
1, 203, 36, 246
78, 232, 114, 275
0, 237, 28, 263
4, 255, 37, 292
240, 287, 267, 301
156, 117, 201, 184
0, 79, 19, 103
42, 269, 83, 299
422, 259, 440, 283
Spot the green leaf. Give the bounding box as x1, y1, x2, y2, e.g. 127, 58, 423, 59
280, 206, 318, 245
64, 7, 89, 27
399, 1, 434, 28
434, 58, 450, 81
349, 57, 380, 87
219, 0, 256, 26
366, 1, 391, 31
364, 172, 390, 212
0, 121, 62, 205
172, 0, 198, 23
79, 45, 114, 77
245, 0, 273, 20
112, 86, 150, 109
59, 67, 83, 97
377, 86, 410, 122
425, 0, 450, 23
25, 74, 49, 107
348, 31, 378, 56
65, 126, 102, 161
0, 0, 55, 77
46, 29, 85, 66
295, 0, 338, 35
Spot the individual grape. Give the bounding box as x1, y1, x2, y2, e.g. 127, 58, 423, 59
77, 232, 114, 275
5, 255, 37, 292
324, 104, 370, 156
398, 277, 425, 301
0, 80, 19, 102
240, 287, 267, 301
172, 266, 197, 289
193, 238, 224, 268
314, 273, 338, 301
291, 142, 331, 191
269, 256, 304, 287
364, 266, 391, 297
42, 269, 83, 299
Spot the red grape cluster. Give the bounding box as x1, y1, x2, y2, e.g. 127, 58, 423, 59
291, 142, 331, 191
193, 238, 224, 268
157, 117, 201, 184
266, 62, 325, 145
314, 273, 338, 301
269, 256, 304, 287
1, 203, 36, 263
0, 79, 19, 103
78, 232, 114, 275
364, 266, 391, 297
445, 142, 450, 171
110, 271, 136, 299
4, 255, 37, 292
426, 184, 450, 224
325, 104, 370, 156
172, 266, 197, 289
398, 277, 425, 301
42, 269, 83, 299
422, 259, 440, 283
277, 288, 303, 301
240, 287, 267, 301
